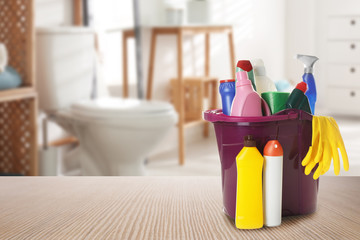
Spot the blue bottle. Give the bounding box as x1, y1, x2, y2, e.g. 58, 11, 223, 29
297, 55, 319, 114
303, 73, 316, 114
219, 79, 236, 115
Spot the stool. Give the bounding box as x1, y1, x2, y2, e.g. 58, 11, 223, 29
170, 77, 218, 137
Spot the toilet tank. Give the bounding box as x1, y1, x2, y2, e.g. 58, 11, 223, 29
36, 27, 95, 113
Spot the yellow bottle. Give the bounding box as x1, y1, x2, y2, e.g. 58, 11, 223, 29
235, 135, 264, 229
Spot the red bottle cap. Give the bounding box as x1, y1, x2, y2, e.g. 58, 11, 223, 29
220, 79, 235, 83
264, 140, 283, 156
236, 60, 253, 72
296, 82, 307, 93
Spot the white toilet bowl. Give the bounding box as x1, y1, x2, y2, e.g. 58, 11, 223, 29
55, 98, 177, 176
35, 26, 178, 176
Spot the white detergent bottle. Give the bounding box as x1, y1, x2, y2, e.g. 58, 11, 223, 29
263, 140, 283, 227
252, 59, 277, 94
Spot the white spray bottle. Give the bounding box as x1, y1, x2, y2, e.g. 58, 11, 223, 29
263, 140, 283, 227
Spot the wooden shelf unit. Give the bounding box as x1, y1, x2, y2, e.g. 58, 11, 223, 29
0, 0, 38, 176
145, 26, 234, 165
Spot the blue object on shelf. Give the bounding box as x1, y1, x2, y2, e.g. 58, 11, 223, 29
0, 66, 22, 90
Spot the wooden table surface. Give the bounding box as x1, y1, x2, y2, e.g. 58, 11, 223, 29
0, 176, 359, 239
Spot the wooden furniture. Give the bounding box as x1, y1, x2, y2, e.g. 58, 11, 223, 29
146, 25, 235, 165
122, 29, 135, 98
48, 137, 79, 147
0, 176, 358, 239
73, 0, 84, 26
170, 77, 218, 137
0, 0, 38, 176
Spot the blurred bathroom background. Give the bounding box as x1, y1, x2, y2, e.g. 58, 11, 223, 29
0, 0, 359, 176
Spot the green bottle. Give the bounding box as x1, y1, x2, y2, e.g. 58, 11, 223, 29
285, 82, 311, 114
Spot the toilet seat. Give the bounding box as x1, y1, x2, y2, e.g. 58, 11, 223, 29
65, 97, 178, 129
71, 97, 174, 119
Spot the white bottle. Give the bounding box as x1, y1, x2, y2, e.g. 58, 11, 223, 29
263, 140, 283, 227
252, 59, 277, 94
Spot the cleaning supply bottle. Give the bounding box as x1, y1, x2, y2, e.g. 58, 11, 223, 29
251, 59, 277, 94
285, 82, 311, 114
261, 92, 290, 115
235, 135, 264, 229
236, 60, 256, 91
297, 54, 319, 114
263, 140, 283, 227
219, 79, 235, 116
230, 71, 262, 117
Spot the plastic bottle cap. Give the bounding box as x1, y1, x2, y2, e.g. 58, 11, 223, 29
264, 140, 283, 156
220, 79, 235, 83
237, 60, 253, 72
296, 82, 307, 93
244, 135, 256, 147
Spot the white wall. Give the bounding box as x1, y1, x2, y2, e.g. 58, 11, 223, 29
35, 0, 287, 101
284, 0, 322, 105
140, 0, 286, 103
285, 0, 316, 80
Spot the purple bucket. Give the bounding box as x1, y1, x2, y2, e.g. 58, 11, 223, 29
204, 109, 319, 218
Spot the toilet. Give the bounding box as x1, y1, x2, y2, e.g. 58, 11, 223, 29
36, 27, 177, 176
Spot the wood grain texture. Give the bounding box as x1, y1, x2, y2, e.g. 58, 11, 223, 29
0, 177, 358, 239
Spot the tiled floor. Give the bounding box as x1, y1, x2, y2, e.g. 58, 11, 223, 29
147, 116, 360, 177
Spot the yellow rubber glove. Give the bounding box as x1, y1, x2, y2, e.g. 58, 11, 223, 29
302, 117, 323, 176
302, 116, 349, 179
326, 117, 349, 174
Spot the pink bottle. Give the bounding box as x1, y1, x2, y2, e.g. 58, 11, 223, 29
231, 71, 263, 117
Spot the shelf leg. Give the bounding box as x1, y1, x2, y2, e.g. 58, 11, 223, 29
203, 33, 210, 138
177, 30, 185, 165
146, 29, 157, 100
